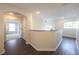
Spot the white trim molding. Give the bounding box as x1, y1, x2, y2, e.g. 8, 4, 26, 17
26, 42, 30, 45
25, 38, 63, 51
26, 42, 56, 51
55, 38, 63, 51
76, 41, 79, 51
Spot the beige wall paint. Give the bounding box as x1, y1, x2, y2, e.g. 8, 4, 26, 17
4, 13, 23, 39
0, 3, 78, 52
30, 31, 57, 51
0, 4, 28, 54
0, 4, 64, 52
30, 30, 62, 51
0, 14, 5, 54
0, 4, 27, 15
22, 11, 64, 51
23, 14, 32, 43
28, 18, 64, 51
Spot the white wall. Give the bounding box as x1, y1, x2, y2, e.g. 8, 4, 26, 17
22, 4, 79, 51
30, 30, 63, 51
76, 20, 79, 50
31, 14, 55, 30
63, 18, 77, 38
57, 4, 79, 18
29, 18, 64, 51
63, 28, 76, 38
1, 3, 79, 53
59, 4, 79, 38
23, 14, 32, 43
30, 31, 57, 51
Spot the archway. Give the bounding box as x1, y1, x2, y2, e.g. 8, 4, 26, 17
3, 11, 24, 41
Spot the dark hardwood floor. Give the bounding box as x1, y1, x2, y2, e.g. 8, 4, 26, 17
3, 37, 79, 55
54, 37, 79, 55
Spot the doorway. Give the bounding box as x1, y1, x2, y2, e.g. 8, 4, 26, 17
5, 20, 22, 41
63, 20, 76, 39
58, 18, 78, 54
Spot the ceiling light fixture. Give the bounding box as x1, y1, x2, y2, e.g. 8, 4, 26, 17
9, 12, 14, 15
60, 17, 65, 19
36, 11, 40, 14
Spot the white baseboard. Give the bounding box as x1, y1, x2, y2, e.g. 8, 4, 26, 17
26, 42, 30, 45
25, 38, 62, 51
0, 49, 5, 55
55, 38, 63, 51
26, 42, 56, 51
76, 41, 79, 50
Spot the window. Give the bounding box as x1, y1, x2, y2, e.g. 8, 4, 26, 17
64, 21, 77, 29
8, 23, 16, 32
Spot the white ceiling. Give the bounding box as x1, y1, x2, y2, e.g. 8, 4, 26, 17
9, 3, 63, 19
11, 3, 62, 12
9, 3, 79, 19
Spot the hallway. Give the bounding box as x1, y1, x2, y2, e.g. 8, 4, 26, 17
3, 37, 79, 55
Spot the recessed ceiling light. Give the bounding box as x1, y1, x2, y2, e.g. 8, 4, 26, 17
60, 17, 65, 19
9, 12, 14, 15
36, 11, 40, 14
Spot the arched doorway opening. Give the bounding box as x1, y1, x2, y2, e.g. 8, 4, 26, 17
3, 11, 24, 41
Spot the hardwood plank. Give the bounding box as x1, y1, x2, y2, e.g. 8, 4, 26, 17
3, 37, 79, 55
